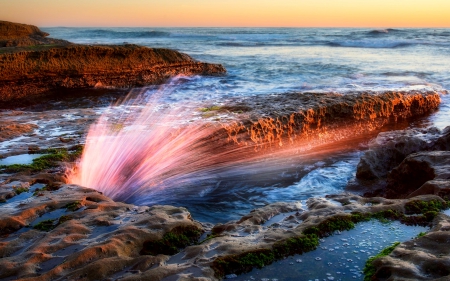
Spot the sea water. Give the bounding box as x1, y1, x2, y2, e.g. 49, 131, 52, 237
43, 27, 450, 222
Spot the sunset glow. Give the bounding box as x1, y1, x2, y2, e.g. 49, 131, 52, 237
1, 0, 449, 27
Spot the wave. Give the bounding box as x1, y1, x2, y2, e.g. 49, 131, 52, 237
327, 39, 414, 48
216, 42, 270, 47
367, 28, 401, 35
85, 29, 170, 38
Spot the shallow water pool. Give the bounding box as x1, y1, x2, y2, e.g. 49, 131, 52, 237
0, 154, 44, 165
233, 220, 428, 281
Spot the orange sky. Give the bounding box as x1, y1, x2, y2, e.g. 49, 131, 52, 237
1, 0, 449, 27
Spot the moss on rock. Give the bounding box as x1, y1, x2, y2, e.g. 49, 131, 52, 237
140, 225, 202, 256
363, 242, 400, 281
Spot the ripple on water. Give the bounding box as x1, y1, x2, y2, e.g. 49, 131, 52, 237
233, 220, 428, 281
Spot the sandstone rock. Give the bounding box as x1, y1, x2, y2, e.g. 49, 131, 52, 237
386, 151, 450, 198
0, 122, 38, 142
0, 184, 202, 280
0, 44, 226, 105
0, 20, 69, 47
219, 90, 442, 150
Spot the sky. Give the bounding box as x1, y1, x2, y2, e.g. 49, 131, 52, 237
1, 0, 450, 27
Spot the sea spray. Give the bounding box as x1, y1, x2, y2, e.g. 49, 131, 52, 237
67, 74, 442, 207
67, 77, 224, 201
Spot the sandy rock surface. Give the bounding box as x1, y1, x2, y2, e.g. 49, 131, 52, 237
0, 184, 202, 280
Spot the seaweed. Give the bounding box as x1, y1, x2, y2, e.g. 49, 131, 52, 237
0, 146, 84, 173
14, 187, 29, 195
404, 200, 447, 215
363, 242, 400, 281
33, 215, 73, 232
303, 215, 355, 237
212, 199, 447, 278
212, 249, 275, 277
140, 225, 202, 256
65, 201, 82, 211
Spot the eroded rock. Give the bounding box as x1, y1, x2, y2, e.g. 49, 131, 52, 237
0, 20, 69, 47
386, 151, 450, 199
0, 44, 226, 105
0, 184, 202, 280
369, 213, 450, 280
220, 90, 442, 149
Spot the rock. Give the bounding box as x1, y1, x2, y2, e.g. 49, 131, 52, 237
433, 126, 450, 151
386, 151, 450, 198
0, 20, 69, 47
220, 90, 442, 149
0, 184, 202, 280
0, 21, 226, 106
370, 213, 450, 280
407, 179, 450, 199
355, 127, 441, 180
0, 44, 226, 105
0, 122, 38, 142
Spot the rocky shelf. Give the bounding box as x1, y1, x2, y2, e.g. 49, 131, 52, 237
0, 21, 226, 106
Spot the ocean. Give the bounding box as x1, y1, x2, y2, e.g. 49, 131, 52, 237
43, 27, 450, 222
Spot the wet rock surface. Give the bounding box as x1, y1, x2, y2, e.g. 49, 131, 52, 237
369, 213, 450, 281
1, 180, 446, 281
220, 90, 442, 149
387, 151, 450, 199
352, 125, 450, 199
0, 184, 202, 280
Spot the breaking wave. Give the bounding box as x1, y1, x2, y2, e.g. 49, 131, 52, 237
84, 29, 170, 38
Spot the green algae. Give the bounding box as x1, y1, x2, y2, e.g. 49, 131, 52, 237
363, 242, 400, 281
405, 199, 447, 215
140, 225, 202, 256
212, 199, 447, 278
199, 105, 222, 112
33, 215, 73, 232
303, 215, 355, 237
65, 201, 82, 212
14, 187, 28, 195
0, 146, 83, 173
212, 249, 276, 277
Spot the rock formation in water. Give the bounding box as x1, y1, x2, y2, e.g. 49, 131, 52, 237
220, 90, 442, 149
352, 125, 450, 199
0, 21, 226, 105
0, 20, 69, 47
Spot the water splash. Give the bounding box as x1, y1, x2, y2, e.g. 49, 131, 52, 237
68, 79, 221, 201
67, 78, 418, 206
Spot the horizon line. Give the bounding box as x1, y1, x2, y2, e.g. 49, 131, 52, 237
40, 25, 450, 29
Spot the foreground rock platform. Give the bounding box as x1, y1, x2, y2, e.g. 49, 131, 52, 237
0, 182, 448, 280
